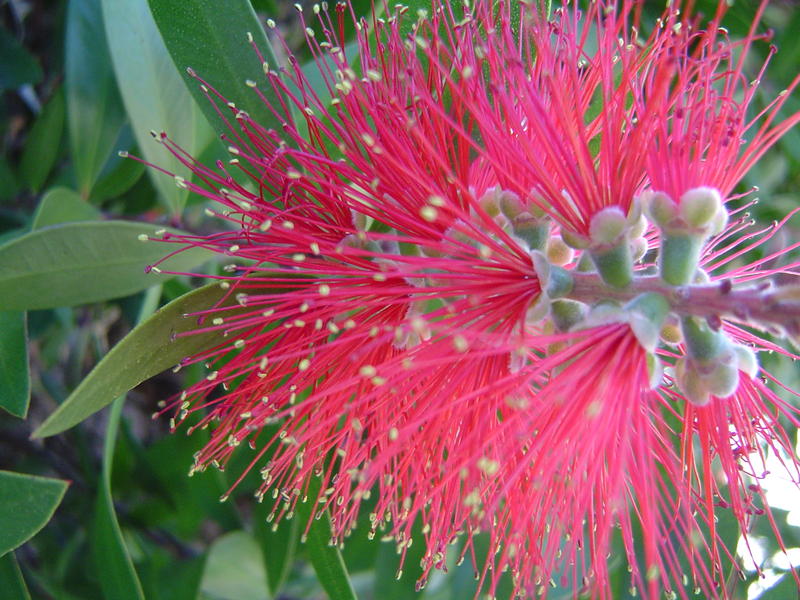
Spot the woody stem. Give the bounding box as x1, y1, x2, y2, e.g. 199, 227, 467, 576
567, 271, 800, 337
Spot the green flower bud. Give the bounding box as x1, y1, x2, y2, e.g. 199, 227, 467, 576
589, 206, 628, 245
675, 357, 711, 406
512, 213, 550, 251
561, 228, 590, 250
498, 190, 524, 219
708, 206, 729, 236
679, 187, 722, 229
642, 191, 677, 228
546, 236, 575, 266
733, 344, 759, 379
550, 299, 588, 332
704, 358, 740, 399
478, 187, 503, 217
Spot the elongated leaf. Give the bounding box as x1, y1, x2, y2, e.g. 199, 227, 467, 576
200, 531, 269, 600
0, 471, 68, 556
0, 552, 31, 600
374, 521, 428, 599
296, 478, 357, 600
66, 0, 127, 196
19, 88, 66, 193
254, 505, 300, 596
91, 147, 147, 202
91, 288, 158, 600
148, 0, 285, 140
0, 221, 211, 311
0, 27, 42, 90
33, 282, 241, 438
92, 397, 145, 600
0, 311, 29, 418
31, 187, 101, 230
102, 0, 215, 215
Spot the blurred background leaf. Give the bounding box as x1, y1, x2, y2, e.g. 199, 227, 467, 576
65, 0, 127, 197
102, 0, 216, 217
0, 470, 68, 555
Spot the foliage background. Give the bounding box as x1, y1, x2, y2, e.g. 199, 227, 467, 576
0, 0, 799, 598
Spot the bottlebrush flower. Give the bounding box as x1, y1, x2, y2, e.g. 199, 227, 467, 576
144, 1, 800, 598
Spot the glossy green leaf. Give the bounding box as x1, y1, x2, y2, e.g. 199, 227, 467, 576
0, 221, 211, 311
0, 27, 43, 90
0, 470, 69, 556
0, 552, 31, 600
90, 288, 158, 600
32, 282, 243, 438
296, 478, 357, 600
65, 0, 127, 196
102, 0, 215, 215
0, 311, 29, 418
19, 88, 66, 193
92, 397, 145, 600
148, 0, 286, 140
200, 531, 269, 600
31, 187, 101, 230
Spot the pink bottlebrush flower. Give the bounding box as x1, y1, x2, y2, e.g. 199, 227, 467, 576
143, 1, 800, 599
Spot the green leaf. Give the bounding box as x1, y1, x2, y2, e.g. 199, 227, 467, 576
92, 397, 145, 600
90, 288, 159, 600
91, 147, 147, 202
200, 531, 269, 600
148, 0, 286, 140
65, 0, 127, 196
0, 470, 69, 556
0, 221, 212, 311
0, 158, 19, 200
102, 0, 215, 215
0, 552, 31, 600
32, 281, 242, 438
19, 88, 66, 193
31, 187, 101, 230
296, 477, 357, 600
374, 520, 428, 599
0, 311, 30, 418
254, 506, 300, 596
0, 27, 43, 90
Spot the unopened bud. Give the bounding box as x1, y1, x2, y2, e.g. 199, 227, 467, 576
660, 323, 682, 345
708, 206, 729, 236
512, 214, 549, 251
498, 190, 524, 219
589, 206, 628, 245
704, 358, 740, 399
642, 191, 677, 228
675, 357, 711, 406
478, 187, 502, 217
679, 187, 722, 229
546, 236, 574, 266
550, 299, 587, 332
733, 344, 759, 379
561, 228, 590, 250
